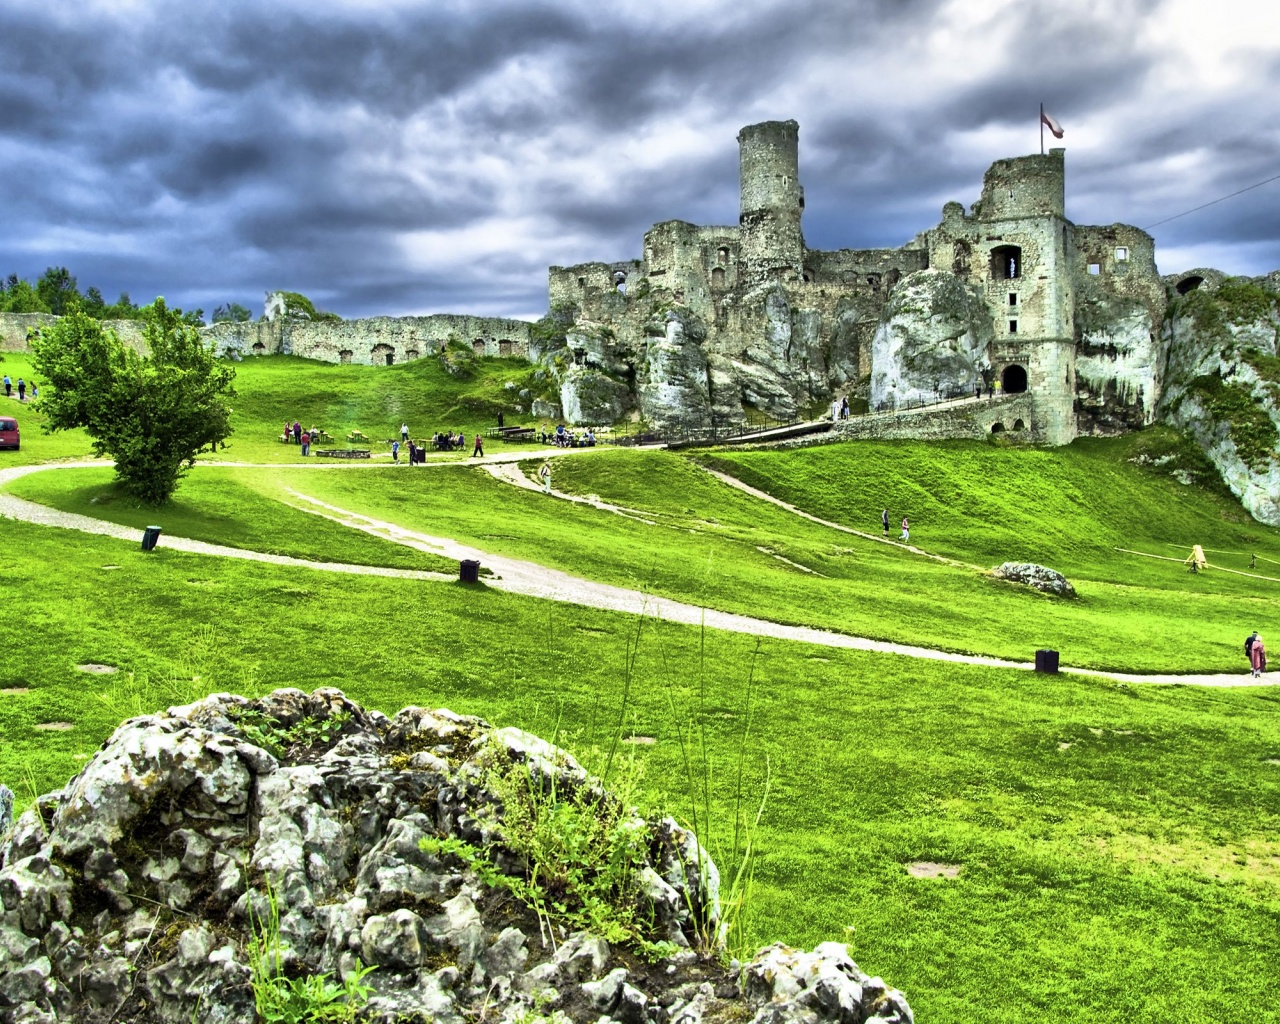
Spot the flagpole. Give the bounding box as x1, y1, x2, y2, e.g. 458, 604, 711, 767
1040, 102, 1044, 155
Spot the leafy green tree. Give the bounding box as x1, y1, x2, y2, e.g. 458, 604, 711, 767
0, 277, 49, 313
274, 290, 342, 323
32, 298, 236, 503
213, 302, 252, 323
103, 292, 142, 320
36, 266, 81, 315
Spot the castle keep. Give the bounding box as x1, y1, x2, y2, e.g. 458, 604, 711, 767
547, 119, 1167, 444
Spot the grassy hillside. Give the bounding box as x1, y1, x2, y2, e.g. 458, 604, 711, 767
0, 517, 1278, 1024
217, 353, 542, 460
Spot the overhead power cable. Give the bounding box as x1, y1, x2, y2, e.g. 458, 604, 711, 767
1144, 170, 1280, 229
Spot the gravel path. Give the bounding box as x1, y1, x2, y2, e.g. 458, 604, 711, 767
1, 458, 1270, 688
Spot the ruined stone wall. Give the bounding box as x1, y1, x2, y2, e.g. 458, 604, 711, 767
971, 150, 1066, 220
805, 248, 927, 287
0, 312, 149, 354
831, 393, 1040, 441
203, 313, 533, 364
1070, 224, 1166, 431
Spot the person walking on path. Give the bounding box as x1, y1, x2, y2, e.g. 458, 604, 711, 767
538, 461, 552, 493
900, 516, 910, 542
473, 434, 484, 458
401, 423, 409, 443
1250, 634, 1267, 678
16, 379, 24, 402
391, 440, 400, 463
1246, 631, 1260, 666
2, 375, 9, 397
300, 430, 310, 457
882, 508, 890, 537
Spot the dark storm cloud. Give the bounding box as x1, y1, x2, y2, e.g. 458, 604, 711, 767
0, 0, 1276, 319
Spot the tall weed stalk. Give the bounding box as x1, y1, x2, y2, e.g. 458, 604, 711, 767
662, 623, 771, 958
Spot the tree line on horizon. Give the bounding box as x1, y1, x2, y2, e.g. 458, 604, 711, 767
0, 266, 253, 325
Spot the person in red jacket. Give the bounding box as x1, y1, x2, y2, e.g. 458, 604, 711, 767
473, 433, 484, 458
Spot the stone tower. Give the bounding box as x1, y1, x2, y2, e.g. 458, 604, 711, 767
969, 148, 1077, 444
738, 120, 805, 284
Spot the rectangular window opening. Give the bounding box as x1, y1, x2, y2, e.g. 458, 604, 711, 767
1008, 293, 1017, 306
1088, 263, 1101, 275
1008, 320, 1018, 334
1115, 247, 1129, 262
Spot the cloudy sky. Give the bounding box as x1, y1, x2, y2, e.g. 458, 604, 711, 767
1, 0, 1277, 321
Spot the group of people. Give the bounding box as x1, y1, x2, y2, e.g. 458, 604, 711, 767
881, 509, 910, 542
1246, 631, 1268, 678
430, 430, 481, 454
3, 375, 35, 402
540, 423, 596, 448
831, 396, 851, 421
283, 420, 324, 456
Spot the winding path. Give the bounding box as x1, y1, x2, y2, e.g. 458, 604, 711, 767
0, 457, 1268, 688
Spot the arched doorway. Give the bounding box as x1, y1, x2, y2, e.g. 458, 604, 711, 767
1001, 364, 1028, 394
1013, 418, 1025, 431
1176, 275, 1204, 295
991, 422, 1005, 434
371, 344, 394, 366
989, 245, 1022, 280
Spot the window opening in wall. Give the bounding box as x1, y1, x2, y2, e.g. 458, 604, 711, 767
802, 269, 815, 283
991, 422, 1005, 433
338, 349, 353, 364
866, 274, 881, 288
886, 269, 901, 288
1013, 419, 1025, 431
577, 277, 586, 287
406, 349, 419, 361
717, 247, 729, 265
1008, 293, 1017, 306
1115, 247, 1129, 261
498, 339, 513, 356
1001, 364, 1028, 394
251, 342, 266, 355
1176, 275, 1204, 295
1088, 263, 1101, 275
990, 245, 1021, 280
712, 267, 726, 288
371, 344, 394, 366
1008, 320, 1018, 334
473, 339, 486, 355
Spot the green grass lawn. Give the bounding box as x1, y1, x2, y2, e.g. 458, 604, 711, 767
225, 451, 1273, 672
5, 465, 455, 572
0, 352, 97, 464
214, 353, 547, 462
1, 516, 1278, 1024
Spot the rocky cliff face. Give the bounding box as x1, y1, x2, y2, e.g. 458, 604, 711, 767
869, 270, 991, 409
1158, 277, 1280, 525
0, 689, 913, 1024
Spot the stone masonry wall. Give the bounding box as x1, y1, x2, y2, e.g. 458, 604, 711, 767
0, 312, 148, 355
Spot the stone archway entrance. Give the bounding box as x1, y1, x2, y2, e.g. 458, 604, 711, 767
1001, 364, 1028, 394
371, 344, 395, 366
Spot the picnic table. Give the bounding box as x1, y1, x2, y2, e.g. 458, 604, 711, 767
492, 426, 536, 442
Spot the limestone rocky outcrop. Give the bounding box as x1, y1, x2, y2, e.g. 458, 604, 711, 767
0, 689, 913, 1024
869, 270, 991, 410
1158, 276, 1280, 526
990, 563, 1076, 597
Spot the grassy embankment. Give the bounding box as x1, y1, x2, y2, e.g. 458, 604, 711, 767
0, 517, 1278, 1024
10, 432, 1280, 671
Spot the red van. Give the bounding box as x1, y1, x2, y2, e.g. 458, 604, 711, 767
0, 416, 18, 450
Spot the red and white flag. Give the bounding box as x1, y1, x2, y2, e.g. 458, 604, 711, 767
1041, 108, 1064, 139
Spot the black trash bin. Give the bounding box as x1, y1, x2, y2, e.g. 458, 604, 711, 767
1034, 649, 1059, 674
141, 525, 163, 552
459, 559, 481, 584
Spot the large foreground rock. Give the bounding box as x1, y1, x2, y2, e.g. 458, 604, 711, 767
991, 562, 1076, 597
0, 689, 912, 1024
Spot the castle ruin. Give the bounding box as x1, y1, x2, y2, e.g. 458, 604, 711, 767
547, 119, 1167, 444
